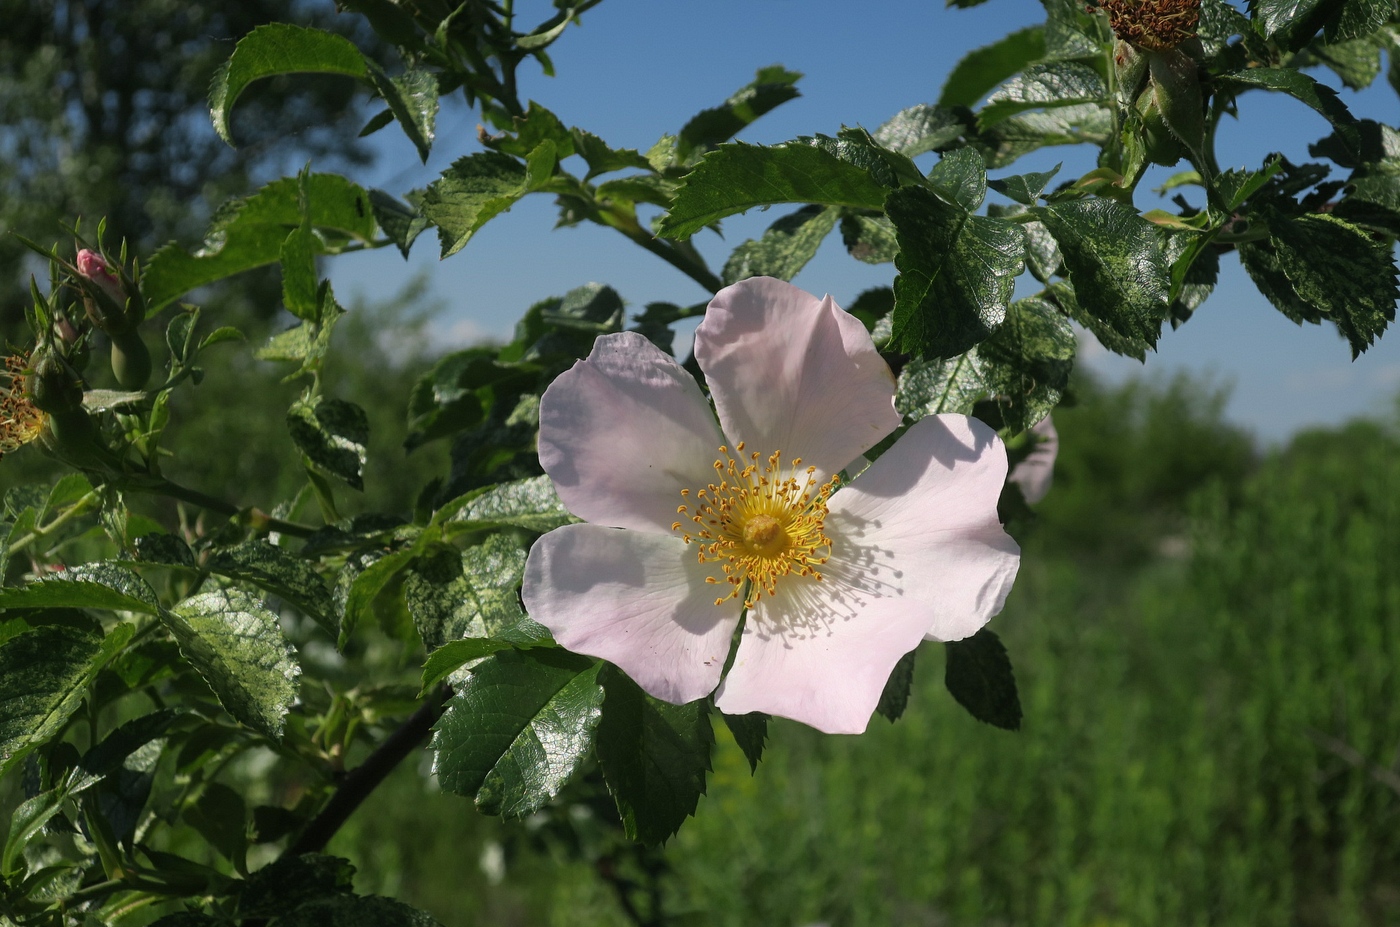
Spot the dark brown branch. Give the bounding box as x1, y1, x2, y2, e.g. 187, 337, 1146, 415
285, 685, 452, 858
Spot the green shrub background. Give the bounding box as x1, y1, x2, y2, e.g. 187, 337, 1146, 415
310, 374, 1400, 926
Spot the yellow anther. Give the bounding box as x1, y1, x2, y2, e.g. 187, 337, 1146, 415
672, 444, 838, 609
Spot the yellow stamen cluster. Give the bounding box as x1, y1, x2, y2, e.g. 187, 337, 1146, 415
0, 355, 46, 459
673, 442, 839, 608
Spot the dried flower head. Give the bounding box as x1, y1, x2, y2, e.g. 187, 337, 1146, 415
0, 354, 47, 459
1096, 0, 1200, 50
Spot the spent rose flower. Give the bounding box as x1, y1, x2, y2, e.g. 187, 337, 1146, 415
522, 277, 1020, 734
0, 354, 47, 460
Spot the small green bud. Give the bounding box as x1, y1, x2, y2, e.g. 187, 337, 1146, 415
110, 330, 152, 390
26, 346, 84, 416
39, 408, 117, 472
1136, 91, 1186, 167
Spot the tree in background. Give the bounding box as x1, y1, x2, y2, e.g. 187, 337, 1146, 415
0, 0, 383, 334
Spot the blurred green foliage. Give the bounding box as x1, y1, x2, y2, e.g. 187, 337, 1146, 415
322, 373, 1400, 926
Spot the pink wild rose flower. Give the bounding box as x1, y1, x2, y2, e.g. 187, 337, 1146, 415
522, 277, 1020, 734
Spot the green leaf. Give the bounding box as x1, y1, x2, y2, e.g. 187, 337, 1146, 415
182, 781, 247, 867
658, 142, 889, 239
677, 65, 802, 163
1045, 281, 1153, 360
1313, 36, 1384, 90
1242, 212, 1399, 357
210, 24, 368, 145
80, 709, 180, 780
887, 184, 1027, 358
280, 173, 318, 323
896, 353, 986, 420
1035, 198, 1169, 348
335, 547, 417, 649
876, 648, 917, 722
800, 127, 925, 189
234, 853, 355, 918
571, 129, 654, 179
721, 205, 838, 285
447, 475, 576, 534
929, 146, 990, 212
873, 104, 966, 157
939, 26, 1047, 109
840, 214, 900, 264
944, 628, 1021, 730
597, 668, 713, 845
405, 348, 534, 450
275, 894, 445, 927
144, 174, 376, 311
979, 62, 1108, 128
3, 788, 68, 877
208, 541, 335, 636
405, 535, 529, 651
976, 295, 1076, 432
366, 65, 439, 163
200, 326, 245, 351
0, 624, 132, 776
1215, 162, 1284, 211
43, 474, 93, 520
256, 290, 345, 368
81, 389, 148, 412
1248, 0, 1328, 39
1217, 68, 1361, 156
0, 562, 160, 614
422, 151, 536, 257
287, 396, 369, 491
163, 589, 301, 739
369, 189, 427, 259
720, 712, 767, 773
976, 103, 1114, 169
988, 164, 1061, 205
432, 649, 603, 816
1326, 0, 1395, 42
418, 622, 553, 696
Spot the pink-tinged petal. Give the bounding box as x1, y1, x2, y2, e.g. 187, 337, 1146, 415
830, 413, 1020, 642
713, 559, 933, 734
522, 524, 740, 704
694, 277, 900, 480
714, 414, 1020, 732
1009, 416, 1058, 504
539, 332, 724, 533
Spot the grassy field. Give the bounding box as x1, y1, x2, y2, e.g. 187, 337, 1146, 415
331, 380, 1400, 926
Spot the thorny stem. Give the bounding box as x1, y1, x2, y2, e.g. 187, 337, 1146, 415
282, 685, 453, 859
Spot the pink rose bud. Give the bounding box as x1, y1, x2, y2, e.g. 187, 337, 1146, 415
76, 249, 126, 306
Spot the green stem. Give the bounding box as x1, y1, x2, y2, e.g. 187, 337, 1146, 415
619, 228, 724, 294
5, 490, 99, 558
123, 477, 319, 538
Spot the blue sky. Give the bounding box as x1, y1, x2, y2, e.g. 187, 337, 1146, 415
325, 0, 1400, 443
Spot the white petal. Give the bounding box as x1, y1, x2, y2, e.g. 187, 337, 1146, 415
714, 414, 1020, 733
522, 524, 740, 704
713, 560, 933, 734
830, 414, 1021, 642
1009, 415, 1058, 505
538, 332, 724, 534
694, 277, 900, 481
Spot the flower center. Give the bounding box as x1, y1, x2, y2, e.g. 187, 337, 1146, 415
672, 443, 838, 608
0, 355, 47, 459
